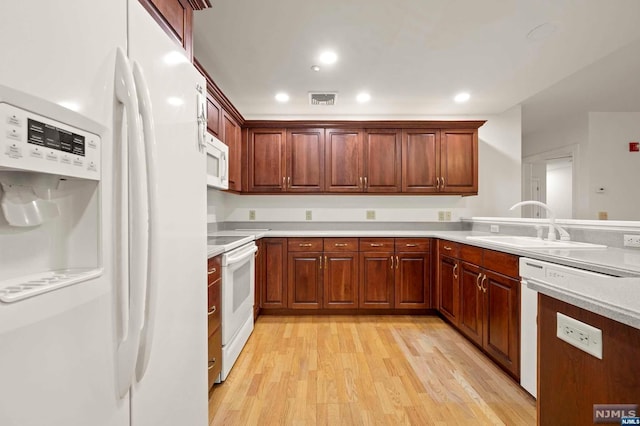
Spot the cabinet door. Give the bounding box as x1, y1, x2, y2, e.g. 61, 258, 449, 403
438, 255, 459, 324
401, 130, 439, 193
248, 128, 286, 192
483, 269, 520, 379
359, 252, 394, 309
458, 261, 483, 346
261, 238, 287, 309
288, 252, 322, 309
222, 111, 242, 191
440, 129, 477, 194
363, 129, 401, 192
206, 91, 221, 138
286, 128, 324, 192
323, 252, 358, 309
325, 129, 363, 192
395, 252, 430, 309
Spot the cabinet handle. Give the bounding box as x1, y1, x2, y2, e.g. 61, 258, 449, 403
476, 273, 482, 291
282, 176, 286, 188
405, 243, 417, 247
334, 243, 348, 247
481, 275, 487, 293
207, 268, 217, 275
288, 176, 291, 188
443, 246, 452, 251
396, 256, 399, 269
319, 256, 322, 269
390, 256, 394, 269
453, 263, 458, 279
208, 358, 217, 370
364, 176, 368, 189
298, 243, 313, 247
441, 176, 445, 189
436, 177, 440, 189
370, 243, 383, 247
359, 177, 363, 189
208, 306, 217, 316
324, 256, 327, 267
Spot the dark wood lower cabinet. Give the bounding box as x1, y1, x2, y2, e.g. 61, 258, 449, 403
261, 238, 287, 309
395, 252, 430, 309
359, 252, 394, 309
438, 254, 459, 324
538, 295, 640, 426
323, 252, 358, 309
458, 261, 483, 346
288, 252, 322, 309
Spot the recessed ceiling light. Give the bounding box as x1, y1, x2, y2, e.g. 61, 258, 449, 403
454, 92, 470, 103
319, 51, 338, 65
275, 92, 290, 103
356, 93, 371, 103
311, 65, 321, 72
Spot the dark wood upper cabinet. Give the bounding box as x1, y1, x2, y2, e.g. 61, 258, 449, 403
222, 111, 241, 191
206, 94, 222, 138
325, 129, 364, 192
248, 128, 286, 193
138, 0, 210, 61
363, 130, 401, 193
440, 129, 478, 194
286, 128, 325, 192
402, 130, 439, 193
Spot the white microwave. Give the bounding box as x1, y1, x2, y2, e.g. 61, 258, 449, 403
205, 133, 228, 190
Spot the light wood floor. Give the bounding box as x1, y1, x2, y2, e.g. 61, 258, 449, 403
209, 315, 536, 425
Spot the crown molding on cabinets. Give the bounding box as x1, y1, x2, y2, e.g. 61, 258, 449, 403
194, 58, 245, 126
244, 120, 485, 130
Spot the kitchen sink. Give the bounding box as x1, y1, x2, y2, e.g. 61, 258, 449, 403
465, 235, 606, 249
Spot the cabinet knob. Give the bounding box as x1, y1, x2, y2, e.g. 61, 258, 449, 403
207, 268, 217, 275
208, 358, 217, 370
370, 243, 383, 247
405, 243, 417, 247
443, 246, 452, 251
334, 243, 348, 247
208, 306, 217, 316
299, 243, 313, 247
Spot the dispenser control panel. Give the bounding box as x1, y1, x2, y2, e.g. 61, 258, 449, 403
0, 102, 100, 180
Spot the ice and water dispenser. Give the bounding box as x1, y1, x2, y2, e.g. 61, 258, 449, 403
0, 86, 103, 302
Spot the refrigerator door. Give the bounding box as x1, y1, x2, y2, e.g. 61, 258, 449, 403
0, 1, 129, 426
128, 2, 208, 426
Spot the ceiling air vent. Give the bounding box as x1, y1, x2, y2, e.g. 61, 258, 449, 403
309, 92, 337, 106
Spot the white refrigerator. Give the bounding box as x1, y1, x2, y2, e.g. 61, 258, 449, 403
0, 1, 208, 425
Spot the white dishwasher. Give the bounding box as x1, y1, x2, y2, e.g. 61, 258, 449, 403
519, 257, 611, 398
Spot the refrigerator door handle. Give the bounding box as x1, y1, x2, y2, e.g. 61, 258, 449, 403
114, 47, 147, 399
132, 61, 158, 382
196, 85, 207, 153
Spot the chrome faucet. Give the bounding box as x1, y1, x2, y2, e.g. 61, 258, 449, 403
509, 200, 571, 241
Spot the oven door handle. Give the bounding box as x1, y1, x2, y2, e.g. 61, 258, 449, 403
225, 245, 258, 266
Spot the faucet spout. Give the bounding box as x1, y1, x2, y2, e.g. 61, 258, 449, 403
509, 200, 570, 241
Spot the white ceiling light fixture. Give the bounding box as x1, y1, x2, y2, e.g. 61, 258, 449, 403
454, 92, 470, 103
319, 51, 338, 65
356, 93, 371, 103
275, 92, 290, 103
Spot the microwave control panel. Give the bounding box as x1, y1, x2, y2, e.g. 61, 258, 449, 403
0, 102, 100, 180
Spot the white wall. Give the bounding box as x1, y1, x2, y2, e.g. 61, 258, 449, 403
207, 106, 523, 223
588, 112, 640, 220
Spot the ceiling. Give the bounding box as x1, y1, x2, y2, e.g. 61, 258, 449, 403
193, 0, 640, 124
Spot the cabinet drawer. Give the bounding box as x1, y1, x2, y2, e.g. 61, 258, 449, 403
459, 244, 482, 264
207, 280, 221, 335
207, 255, 221, 285
359, 238, 394, 252
207, 328, 222, 390
288, 238, 323, 252
438, 240, 460, 257
395, 238, 429, 252
483, 249, 519, 278
324, 238, 358, 252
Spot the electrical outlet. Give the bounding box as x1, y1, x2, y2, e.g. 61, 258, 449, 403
249, 210, 256, 220
438, 211, 445, 221
444, 211, 452, 221
305, 210, 312, 221
624, 234, 640, 248
490, 225, 500, 233
556, 313, 602, 359
366, 210, 376, 220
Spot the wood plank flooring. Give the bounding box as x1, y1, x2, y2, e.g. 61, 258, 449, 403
209, 315, 536, 425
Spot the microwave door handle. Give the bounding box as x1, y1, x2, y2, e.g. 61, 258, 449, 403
132, 61, 158, 382
114, 47, 145, 399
